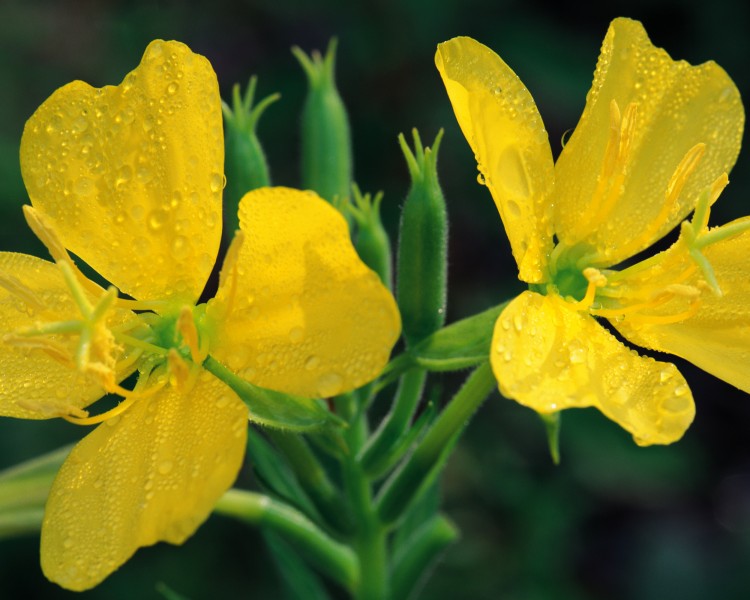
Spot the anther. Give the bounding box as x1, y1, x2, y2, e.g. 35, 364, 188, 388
176, 306, 201, 363
0, 271, 45, 311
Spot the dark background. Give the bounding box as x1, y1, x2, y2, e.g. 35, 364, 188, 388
1, 0, 750, 598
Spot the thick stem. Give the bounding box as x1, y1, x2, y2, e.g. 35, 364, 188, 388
359, 368, 426, 477
376, 362, 495, 526
215, 489, 359, 592
266, 430, 352, 533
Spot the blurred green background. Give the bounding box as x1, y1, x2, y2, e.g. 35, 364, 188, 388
1, 0, 750, 598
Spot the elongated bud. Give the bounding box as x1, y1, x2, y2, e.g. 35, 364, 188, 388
397, 129, 447, 346
293, 39, 353, 208
348, 184, 392, 288
222, 77, 279, 236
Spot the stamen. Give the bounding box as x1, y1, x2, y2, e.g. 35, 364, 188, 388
569, 268, 607, 310
614, 143, 705, 261
57, 261, 93, 319
167, 348, 191, 390
62, 370, 167, 426
22, 206, 69, 263
2, 333, 74, 367
176, 306, 201, 363
17, 398, 88, 419
23, 206, 108, 299
0, 272, 45, 311
574, 102, 639, 248
218, 230, 244, 318
625, 300, 701, 326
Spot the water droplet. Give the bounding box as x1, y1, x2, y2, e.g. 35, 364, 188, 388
136, 165, 153, 183
476, 172, 486, 186
317, 373, 343, 397
209, 173, 224, 193
673, 384, 689, 397
513, 315, 523, 332
63, 538, 74, 549
158, 460, 174, 475
506, 200, 521, 218
115, 165, 132, 190
171, 235, 189, 259
503, 349, 513, 362
659, 369, 673, 383
166, 81, 179, 95
289, 326, 304, 343
148, 209, 169, 230
216, 395, 230, 408
305, 355, 320, 371
74, 177, 93, 196
494, 146, 531, 198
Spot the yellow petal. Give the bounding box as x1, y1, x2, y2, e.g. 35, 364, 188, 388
206, 187, 401, 398
436, 37, 554, 283
0, 252, 134, 419
40, 372, 247, 591
554, 17, 743, 265
20, 40, 223, 303
616, 227, 750, 392
491, 291, 694, 445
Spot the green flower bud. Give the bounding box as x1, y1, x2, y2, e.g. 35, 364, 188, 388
222, 77, 279, 236
348, 184, 393, 288
397, 129, 447, 347
293, 39, 353, 208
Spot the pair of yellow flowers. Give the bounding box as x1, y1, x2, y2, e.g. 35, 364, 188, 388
1, 16, 747, 591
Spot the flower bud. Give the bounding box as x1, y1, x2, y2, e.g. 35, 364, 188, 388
397, 129, 447, 346
293, 39, 353, 208
348, 185, 392, 288
222, 77, 279, 236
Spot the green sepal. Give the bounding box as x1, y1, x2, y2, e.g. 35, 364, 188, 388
222, 77, 279, 236
348, 184, 393, 288
293, 39, 353, 208
203, 356, 344, 431
396, 129, 448, 346
540, 411, 562, 465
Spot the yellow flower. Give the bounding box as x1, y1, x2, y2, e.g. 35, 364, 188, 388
1, 40, 400, 590
436, 17, 747, 445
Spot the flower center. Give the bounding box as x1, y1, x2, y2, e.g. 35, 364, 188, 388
1, 207, 211, 424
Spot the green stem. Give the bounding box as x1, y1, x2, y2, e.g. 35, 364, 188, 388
376, 362, 495, 526
0, 508, 45, 539
266, 430, 352, 533
215, 489, 358, 592
359, 368, 426, 477
343, 455, 388, 600
391, 515, 459, 600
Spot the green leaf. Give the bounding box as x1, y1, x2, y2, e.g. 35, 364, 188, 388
155, 582, 192, 600
203, 357, 340, 431
263, 530, 332, 600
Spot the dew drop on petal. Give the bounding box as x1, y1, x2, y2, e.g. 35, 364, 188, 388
289, 326, 304, 343
317, 373, 343, 397
305, 355, 320, 371
209, 173, 224, 193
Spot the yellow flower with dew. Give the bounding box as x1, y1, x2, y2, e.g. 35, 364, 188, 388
436, 17, 747, 445
2, 40, 400, 590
